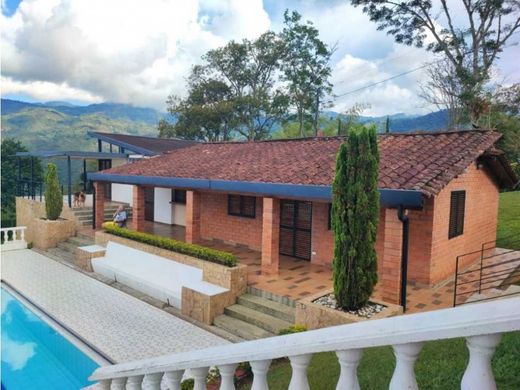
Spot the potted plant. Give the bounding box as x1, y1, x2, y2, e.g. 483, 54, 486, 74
295, 127, 401, 329
31, 163, 75, 249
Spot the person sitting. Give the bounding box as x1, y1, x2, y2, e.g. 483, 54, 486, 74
113, 205, 127, 228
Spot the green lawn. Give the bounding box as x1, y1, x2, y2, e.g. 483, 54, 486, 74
496, 191, 520, 250
239, 191, 520, 390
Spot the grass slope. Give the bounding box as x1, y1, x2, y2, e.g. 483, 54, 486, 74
239, 191, 520, 390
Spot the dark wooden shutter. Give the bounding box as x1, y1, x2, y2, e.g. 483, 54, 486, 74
228, 195, 241, 216
449, 191, 465, 239
279, 200, 312, 260
242, 196, 256, 218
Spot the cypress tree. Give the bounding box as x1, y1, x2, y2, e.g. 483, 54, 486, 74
332, 126, 380, 310
44, 163, 63, 220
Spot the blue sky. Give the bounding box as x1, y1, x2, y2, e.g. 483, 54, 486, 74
1, 0, 519, 115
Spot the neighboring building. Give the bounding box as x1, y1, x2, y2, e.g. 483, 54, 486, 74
89, 130, 518, 304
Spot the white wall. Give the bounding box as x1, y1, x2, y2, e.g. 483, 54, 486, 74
172, 204, 186, 226
111, 184, 133, 206
154, 187, 173, 225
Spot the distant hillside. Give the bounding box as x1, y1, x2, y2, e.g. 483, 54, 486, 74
1, 99, 164, 125
1, 99, 162, 152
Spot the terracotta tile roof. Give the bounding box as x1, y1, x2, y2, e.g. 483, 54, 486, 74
100, 130, 504, 196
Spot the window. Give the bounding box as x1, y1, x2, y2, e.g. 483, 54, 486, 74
327, 203, 332, 230
172, 189, 186, 204
228, 195, 256, 218
449, 190, 466, 239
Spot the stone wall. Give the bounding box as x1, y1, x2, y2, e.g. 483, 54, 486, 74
16, 197, 76, 249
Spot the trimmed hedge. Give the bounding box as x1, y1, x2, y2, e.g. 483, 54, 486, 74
102, 222, 237, 267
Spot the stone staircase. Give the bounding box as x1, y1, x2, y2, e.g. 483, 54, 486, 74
71, 203, 132, 227
44, 234, 95, 264
213, 293, 296, 340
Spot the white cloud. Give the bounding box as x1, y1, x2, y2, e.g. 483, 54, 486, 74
1, 0, 518, 114
1, 0, 268, 109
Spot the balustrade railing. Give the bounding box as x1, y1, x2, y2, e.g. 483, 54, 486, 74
89, 296, 520, 390
0, 226, 28, 251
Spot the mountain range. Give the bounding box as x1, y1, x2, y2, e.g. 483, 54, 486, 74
1, 98, 450, 154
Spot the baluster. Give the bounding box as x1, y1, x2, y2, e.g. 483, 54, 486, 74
218, 363, 238, 390
144, 372, 163, 390
111, 377, 127, 390
20, 228, 25, 242
250, 359, 271, 390
461, 334, 502, 390
336, 349, 363, 390
191, 367, 209, 390
288, 354, 312, 390
389, 342, 423, 390
126, 375, 145, 389
164, 370, 184, 390
98, 379, 111, 390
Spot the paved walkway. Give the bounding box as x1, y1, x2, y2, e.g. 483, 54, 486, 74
1, 249, 227, 363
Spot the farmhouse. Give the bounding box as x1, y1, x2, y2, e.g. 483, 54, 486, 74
88, 130, 517, 305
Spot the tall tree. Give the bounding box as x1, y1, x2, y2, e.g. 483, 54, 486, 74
419, 58, 467, 128
281, 10, 334, 136
332, 126, 380, 310
1, 139, 42, 227
162, 32, 288, 141
352, 0, 520, 126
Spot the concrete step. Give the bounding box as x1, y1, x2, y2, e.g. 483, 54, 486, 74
224, 304, 292, 334
237, 294, 295, 323
46, 247, 74, 263
57, 241, 79, 253
213, 314, 274, 340
67, 236, 95, 247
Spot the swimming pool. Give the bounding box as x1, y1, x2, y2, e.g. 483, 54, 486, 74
1, 287, 100, 389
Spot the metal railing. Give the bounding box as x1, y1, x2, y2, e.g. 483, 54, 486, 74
453, 235, 520, 306
16, 179, 44, 201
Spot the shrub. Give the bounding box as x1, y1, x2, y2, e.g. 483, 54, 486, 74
278, 324, 307, 335
181, 379, 194, 390
44, 163, 63, 220
102, 222, 237, 267
332, 126, 380, 310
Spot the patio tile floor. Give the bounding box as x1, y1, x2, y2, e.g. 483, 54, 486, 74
111, 222, 518, 314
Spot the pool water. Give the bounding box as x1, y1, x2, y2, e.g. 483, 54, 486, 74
1, 288, 99, 389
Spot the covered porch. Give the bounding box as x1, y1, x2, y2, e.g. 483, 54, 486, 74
136, 220, 462, 313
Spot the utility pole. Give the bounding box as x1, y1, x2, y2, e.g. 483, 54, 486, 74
314, 89, 320, 136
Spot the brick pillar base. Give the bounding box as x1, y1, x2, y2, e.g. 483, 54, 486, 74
380, 208, 403, 305
93, 182, 105, 229
132, 185, 145, 232
261, 197, 280, 274
186, 190, 201, 244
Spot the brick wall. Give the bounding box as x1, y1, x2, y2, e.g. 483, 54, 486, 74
132, 185, 145, 231
94, 182, 105, 229
429, 163, 499, 283
200, 192, 263, 251
407, 198, 434, 285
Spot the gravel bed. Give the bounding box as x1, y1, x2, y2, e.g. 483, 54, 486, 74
313, 293, 386, 318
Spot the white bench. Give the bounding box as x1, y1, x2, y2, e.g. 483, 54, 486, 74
91, 241, 228, 308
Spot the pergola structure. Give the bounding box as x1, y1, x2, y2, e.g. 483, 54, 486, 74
15, 150, 128, 208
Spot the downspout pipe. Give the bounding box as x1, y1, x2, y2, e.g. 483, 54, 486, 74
397, 205, 410, 312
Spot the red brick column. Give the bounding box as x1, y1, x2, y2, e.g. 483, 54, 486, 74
186, 190, 201, 243
261, 197, 280, 274
132, 185, 145, 232
380, 208, 403, 305
93, 182, 105, 229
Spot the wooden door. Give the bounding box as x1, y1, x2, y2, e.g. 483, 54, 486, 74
279, 200, 312, 260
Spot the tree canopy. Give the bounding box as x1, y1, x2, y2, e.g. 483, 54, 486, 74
160, 10, 333, 141
352, 0, 520, 126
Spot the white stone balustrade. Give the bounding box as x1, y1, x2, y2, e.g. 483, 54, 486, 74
89, 296, 520, 390
0, 226, 27, 251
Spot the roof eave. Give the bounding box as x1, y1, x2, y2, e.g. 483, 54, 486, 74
87, 131, 159, 156
87, 172, 424, 209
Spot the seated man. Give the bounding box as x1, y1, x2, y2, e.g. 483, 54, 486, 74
113, 205, 127, 228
